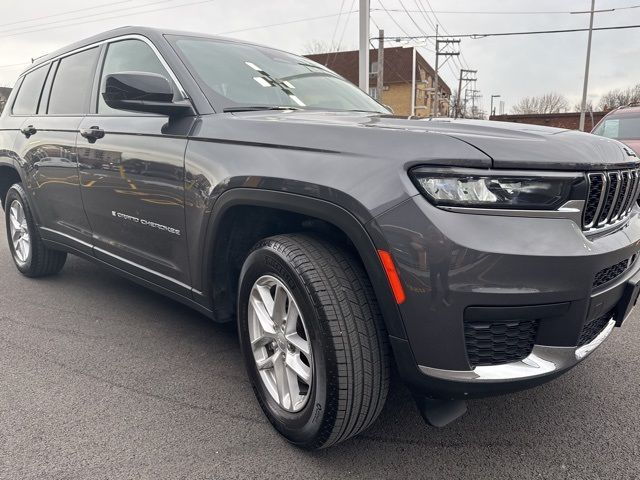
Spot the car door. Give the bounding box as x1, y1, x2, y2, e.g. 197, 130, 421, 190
12, 48, 100, 252
77, 38, 193, 293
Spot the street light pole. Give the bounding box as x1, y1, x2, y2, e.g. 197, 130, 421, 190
578, 0, 596, 131
359, 0, 370, 92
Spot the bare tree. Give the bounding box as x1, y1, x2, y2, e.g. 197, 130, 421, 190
512, 92, 569, 114
598, 83, 640, 111
304, 40, 339, 55
573, 99, 594, 112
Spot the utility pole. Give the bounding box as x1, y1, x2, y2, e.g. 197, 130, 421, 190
377, 29, 384, 102
432, 26, 460, 118
469, 90, 479, 118
578, 0, 596, 131
411, 47, 416, 116
455, 69, 477, 119
358, 0, 370, 92
490, 94, 501, 117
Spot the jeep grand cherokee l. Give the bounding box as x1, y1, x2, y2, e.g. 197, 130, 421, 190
1, 27, 639, 449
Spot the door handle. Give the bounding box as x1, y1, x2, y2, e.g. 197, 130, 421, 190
80, 126, 105, 144
20, 125, 37, 138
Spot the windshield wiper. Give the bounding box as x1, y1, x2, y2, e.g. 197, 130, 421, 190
223, 106, 301, 112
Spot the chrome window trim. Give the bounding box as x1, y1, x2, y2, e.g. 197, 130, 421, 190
19, 34, 189, 100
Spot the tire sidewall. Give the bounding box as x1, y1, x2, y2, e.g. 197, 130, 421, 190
5, 186, 34, 273
238, 242, 336, 447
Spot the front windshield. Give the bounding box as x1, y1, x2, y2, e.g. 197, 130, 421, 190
593, 115, 640, 140
169, 36, 389, 114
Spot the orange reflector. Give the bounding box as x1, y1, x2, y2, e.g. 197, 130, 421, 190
377, 249, 406, 305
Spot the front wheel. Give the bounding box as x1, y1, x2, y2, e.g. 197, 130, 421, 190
4, 184, 67, 277
238, 234, 390, 449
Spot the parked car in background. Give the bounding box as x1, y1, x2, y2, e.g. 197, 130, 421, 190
592, 104, 640, 154
1, 27, 640, 449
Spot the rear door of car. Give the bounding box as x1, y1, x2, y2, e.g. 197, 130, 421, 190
77, 37, 194, 294
12, 47, 101, 253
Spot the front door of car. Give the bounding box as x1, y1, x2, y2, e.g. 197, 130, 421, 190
12, 48, 101, 252
77, 38, 194, 293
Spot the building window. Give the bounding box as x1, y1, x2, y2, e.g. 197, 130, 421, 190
369, 87, 379, 100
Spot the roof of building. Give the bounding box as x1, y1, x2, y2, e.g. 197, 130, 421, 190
305, 47, 451, 94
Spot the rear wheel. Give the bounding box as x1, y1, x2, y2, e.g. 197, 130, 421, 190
238, 234, 390, 449
4, 184, 67, 277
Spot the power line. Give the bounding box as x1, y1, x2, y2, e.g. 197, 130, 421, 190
376, 24, 640, 40
328, 0, 348, 49
0, 61, 30, 70
372, 5, 640, 15
0, 0, 134, 29
0, 0, 179, 34
0, 0, 216, 39
216, 10, 358, 35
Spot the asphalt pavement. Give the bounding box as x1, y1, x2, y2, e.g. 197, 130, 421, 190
0, 219, 639, 479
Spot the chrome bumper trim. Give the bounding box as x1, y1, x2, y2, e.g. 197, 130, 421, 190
419, 319, 616, 383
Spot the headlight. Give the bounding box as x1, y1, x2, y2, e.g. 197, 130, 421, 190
410, 167, 579, 210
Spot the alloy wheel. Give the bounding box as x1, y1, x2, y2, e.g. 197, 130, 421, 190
9, 200, 31, 265
248, 275, 313, 412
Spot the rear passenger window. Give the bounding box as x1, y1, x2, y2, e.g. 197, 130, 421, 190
12, 65, 49, 115
98, 39, 171, 114
48, 47, 100, 115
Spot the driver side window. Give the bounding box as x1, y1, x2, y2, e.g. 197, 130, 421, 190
98, 39, 172, 114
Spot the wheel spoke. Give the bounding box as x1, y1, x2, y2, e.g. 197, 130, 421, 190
251, 333, 275, 352
255, 284, 275, 316
9, 210, 21, 231
286, 333, 311, 356
256, 350, 280, 371
286, 352, 311, 385
284, 301, 300, 335
11, 228, 21, 243
250, 294, 276, 335
272, 285, 287, 327
272, 352, 291, 408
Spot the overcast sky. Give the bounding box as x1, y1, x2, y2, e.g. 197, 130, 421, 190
1, 0, 639, 113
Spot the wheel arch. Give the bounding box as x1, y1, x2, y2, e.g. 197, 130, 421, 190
0, 164, 22, 210
201, 188, 407, 339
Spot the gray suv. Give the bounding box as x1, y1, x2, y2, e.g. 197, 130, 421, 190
1, 27, 639, 449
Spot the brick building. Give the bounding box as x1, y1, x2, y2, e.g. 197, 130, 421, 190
306, 47, 451, 117
0, 87, 11, 114
490, 112, 607, 131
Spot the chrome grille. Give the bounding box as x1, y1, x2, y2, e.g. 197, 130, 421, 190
583, 168, 640, 231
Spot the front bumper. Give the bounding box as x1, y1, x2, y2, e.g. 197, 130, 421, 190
375, 194, 640, 398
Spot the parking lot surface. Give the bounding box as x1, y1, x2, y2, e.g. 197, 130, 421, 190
0, 220, 639, 479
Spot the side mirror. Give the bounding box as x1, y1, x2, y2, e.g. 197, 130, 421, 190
102, 72, 193, 116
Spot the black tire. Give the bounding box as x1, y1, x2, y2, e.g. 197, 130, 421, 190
238, 233, 390, 449
4, 183, 67, 277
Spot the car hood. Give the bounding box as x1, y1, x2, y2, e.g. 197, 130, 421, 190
196, 111, 638, 171
420, 118, 639, 170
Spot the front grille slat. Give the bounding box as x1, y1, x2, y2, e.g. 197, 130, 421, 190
583, 168, 639, 231
597, 172, 618, 225
464, 319, 539, 368
625, 170, 640, 215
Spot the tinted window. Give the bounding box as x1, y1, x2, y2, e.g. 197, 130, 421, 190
12, 65, 49, 115
593, 116, 640, 140
48, 47, 100, 115
99, 39, 171, 114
